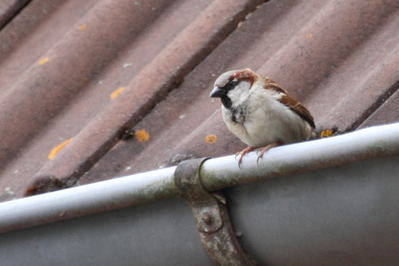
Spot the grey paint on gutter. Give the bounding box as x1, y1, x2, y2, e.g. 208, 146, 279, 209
1, 197, 212, 266
229, 154, 399, 265
1, 145, 399, 265
0, 123, 399, 265
1, 123, 398, 234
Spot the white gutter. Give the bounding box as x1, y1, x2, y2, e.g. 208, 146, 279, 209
0, 122, 399, 233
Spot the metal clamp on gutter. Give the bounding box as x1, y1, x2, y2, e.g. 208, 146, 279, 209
174, 158, 256, 266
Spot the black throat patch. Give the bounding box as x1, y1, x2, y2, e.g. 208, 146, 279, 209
221, 96, 232, 109
229, 105, 247, 124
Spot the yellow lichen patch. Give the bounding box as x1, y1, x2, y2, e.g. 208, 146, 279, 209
134, 129, 150, 142
305, 33, 313, 40
78, 24, 88, 30
320, 129, 334, 138
48, 138, 73, 160
38, 57, 49, 65
110, 87, 126, 99
205, 134, 218, 144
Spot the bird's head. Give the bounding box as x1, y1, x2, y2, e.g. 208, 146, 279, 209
210, 68, 258, 109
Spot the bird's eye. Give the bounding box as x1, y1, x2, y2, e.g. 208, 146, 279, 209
225, 79, 239, 89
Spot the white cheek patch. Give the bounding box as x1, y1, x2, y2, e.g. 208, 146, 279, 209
227, 81, 251, 105
236, 80, 251, 91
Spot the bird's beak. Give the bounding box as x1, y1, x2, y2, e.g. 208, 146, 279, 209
210, 86, 225, 98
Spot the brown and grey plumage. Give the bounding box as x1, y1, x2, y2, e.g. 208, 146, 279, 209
210, 68, 315, 166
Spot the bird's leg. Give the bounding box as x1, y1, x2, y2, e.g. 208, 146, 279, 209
235, 146, 256, 167
256, 142, 281, 163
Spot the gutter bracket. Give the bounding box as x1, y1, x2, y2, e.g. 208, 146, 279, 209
174, 158, 257, 266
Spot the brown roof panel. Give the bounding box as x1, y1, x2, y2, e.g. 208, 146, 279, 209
359, 87, 399, 128
0, 0, 399, 200
0, 0, 264, 199
82, 0, 399, 182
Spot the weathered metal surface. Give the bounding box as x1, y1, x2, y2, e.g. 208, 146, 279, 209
0, 197, 213, 266
174, 158, 256, 265
9, 0, 264, 197
358, 83, 399, 128
0, 166, 177, 233
0, 0, 399, 200
227, 153, 399, 266
175, 158, 222, 234
1, 0, 399, 264
81, 0, 399, 185
1, 122, 399, 234
200, 122, 399, 191
1, 143, 399, 265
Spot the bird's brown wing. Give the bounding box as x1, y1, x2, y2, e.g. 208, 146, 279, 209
263, 77, 315, 128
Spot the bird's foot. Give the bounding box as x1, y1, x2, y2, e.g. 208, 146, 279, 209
256, 142, 280, 163
235, 146, 256, 168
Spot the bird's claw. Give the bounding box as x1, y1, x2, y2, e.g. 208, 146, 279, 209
235, 143, 280, 167
235, 146, 256, 168
255, 142, 279, 164
256, 154, 263, 164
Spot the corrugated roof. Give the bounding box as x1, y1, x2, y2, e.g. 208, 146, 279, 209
1, 0, 399, 201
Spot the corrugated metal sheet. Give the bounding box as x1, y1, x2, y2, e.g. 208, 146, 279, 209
1, 0, 399, 201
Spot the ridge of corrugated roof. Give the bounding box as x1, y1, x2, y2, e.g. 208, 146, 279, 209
0, 0, 399, 200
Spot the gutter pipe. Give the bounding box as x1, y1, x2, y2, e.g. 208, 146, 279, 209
0, 122, 398, 233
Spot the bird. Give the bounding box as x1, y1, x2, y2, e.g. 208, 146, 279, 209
210, 68, 315, 166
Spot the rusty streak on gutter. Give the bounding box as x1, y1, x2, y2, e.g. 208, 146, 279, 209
1, 122, 399, 234
27, 0, 265, 194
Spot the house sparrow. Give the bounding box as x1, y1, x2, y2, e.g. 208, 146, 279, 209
210, 68, 315, 166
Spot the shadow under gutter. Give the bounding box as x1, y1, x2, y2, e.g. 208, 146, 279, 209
0, 122, 399, 265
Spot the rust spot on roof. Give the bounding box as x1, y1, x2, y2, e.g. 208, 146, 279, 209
319, 129, 336, 138
38, 57, 49, 65
205, 134, 218, 144
110, 87, 126, 99
48, 138, 74, 160
78, 24, 87, 31
134, 129, 150, 142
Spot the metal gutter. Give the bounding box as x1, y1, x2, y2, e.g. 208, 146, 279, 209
1, 122, 399, 234
200, 121, 399, 190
